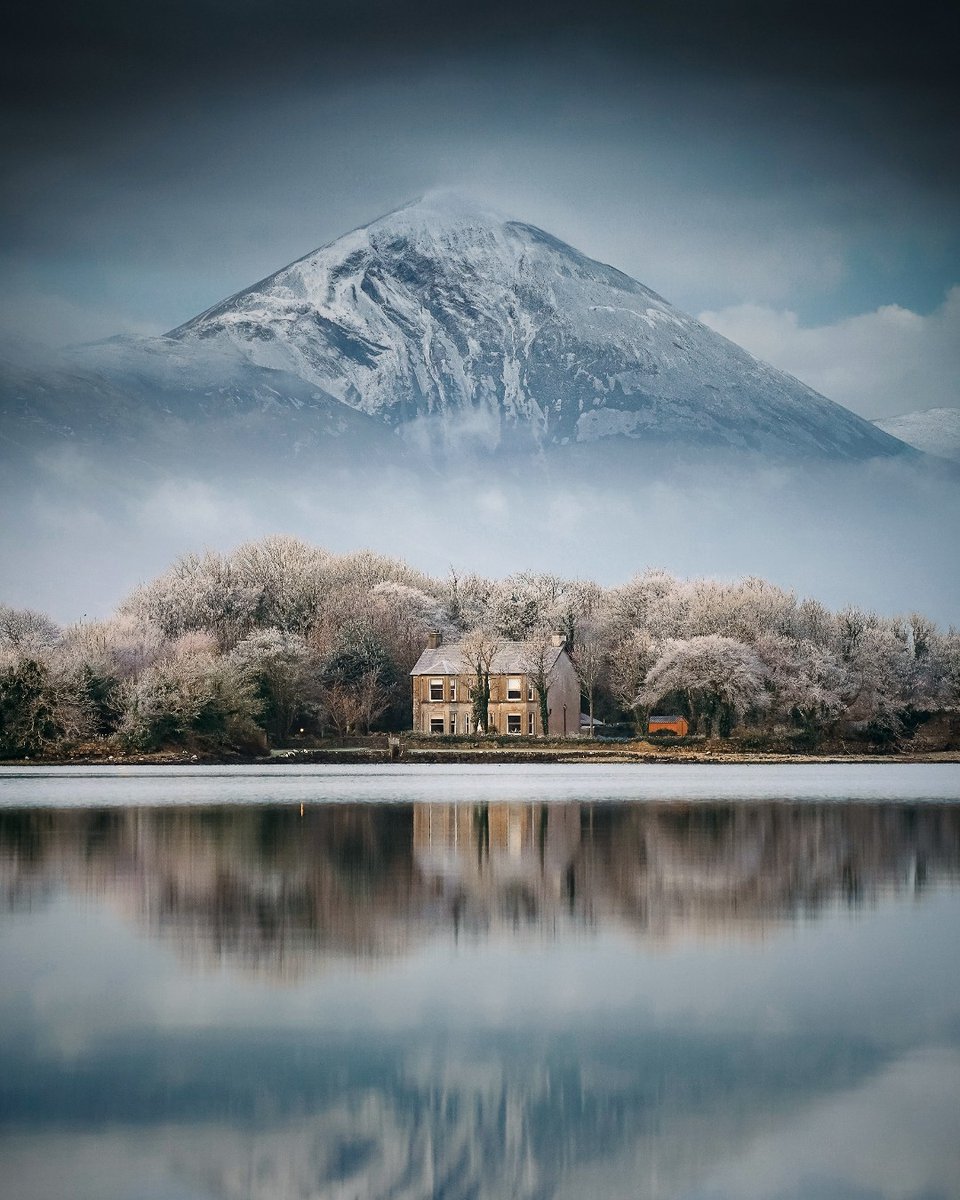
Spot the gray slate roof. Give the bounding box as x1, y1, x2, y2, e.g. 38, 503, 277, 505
410, 640, 565, 676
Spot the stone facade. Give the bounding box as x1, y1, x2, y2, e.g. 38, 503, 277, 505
410, 635, 580, 737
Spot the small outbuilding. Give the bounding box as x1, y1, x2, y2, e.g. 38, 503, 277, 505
648, 714, 689, 737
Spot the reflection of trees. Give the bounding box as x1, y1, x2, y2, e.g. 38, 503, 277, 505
1, 801, 958, 974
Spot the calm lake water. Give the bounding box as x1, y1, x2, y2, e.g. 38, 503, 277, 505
1, 763, 959, 1200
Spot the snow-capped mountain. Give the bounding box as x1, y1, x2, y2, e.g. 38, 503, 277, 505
873, 407, 960, 462
160, 192, 908, 460
1, 193, 913, 464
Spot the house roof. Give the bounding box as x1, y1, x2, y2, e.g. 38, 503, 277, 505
410, 640, 566, 676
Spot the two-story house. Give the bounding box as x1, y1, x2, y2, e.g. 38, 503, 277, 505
410, 632, 580, 736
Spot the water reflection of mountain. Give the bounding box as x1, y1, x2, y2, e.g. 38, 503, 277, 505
3, 802, 960, 1200
1, 802, 958, 975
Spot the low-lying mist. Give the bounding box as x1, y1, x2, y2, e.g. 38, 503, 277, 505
2, 432, 957, 625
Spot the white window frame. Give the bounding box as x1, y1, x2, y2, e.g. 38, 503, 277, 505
507, 713, 522, 735
429, 717, 445, 734
528, 711, 534, 735
507, 677, 522, 701
429, 678, 444, 702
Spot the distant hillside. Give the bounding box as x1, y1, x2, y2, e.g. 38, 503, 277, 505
873, 407, 960, 462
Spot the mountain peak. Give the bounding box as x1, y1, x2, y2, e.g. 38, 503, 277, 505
317, 189, 554, 276
370, 190, 512, 232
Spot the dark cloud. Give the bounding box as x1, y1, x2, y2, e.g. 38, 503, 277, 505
5, 1, 959, 110
0, 1, 957, 345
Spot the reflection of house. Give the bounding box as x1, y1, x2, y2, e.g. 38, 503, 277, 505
648, 714, 689, 736
409, 632, 580, 735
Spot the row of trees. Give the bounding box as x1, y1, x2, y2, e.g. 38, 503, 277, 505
2, 535, 959, 757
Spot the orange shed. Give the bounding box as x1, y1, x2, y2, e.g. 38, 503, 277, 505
648, 714, 689, 736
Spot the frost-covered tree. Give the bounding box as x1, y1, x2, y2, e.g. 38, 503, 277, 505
229, 628, 321, 741
369, 581, 451, 676
937, 631, 960, 708
759, 635, 851, 737
123, 550, 261, 648
460, 628, 501, 734
608, 569, 687, 642
641, 635, 769, 737
607, 629, 658, 733
571, 620, 607, 735
686, 576, 798, 644
120, 635, 261, 751
0, 658, 60, 757
319, 623, 395, 735
492, 583, 543, 642
229, 535, 330, 636
441, 568, 497, 632
0, 606, 61, 653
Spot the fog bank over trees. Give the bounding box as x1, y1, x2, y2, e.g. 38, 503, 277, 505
2, 435, 959, 630
1, 536, 958, 758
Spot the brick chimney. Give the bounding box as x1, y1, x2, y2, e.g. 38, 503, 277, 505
427, 630, 442, 650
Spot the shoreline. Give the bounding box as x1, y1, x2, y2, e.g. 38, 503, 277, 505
5, 746, 960, 768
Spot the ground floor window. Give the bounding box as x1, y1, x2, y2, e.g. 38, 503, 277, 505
507, 714, 522, 734
430, 717, 444, 734
528, 711, 535, 734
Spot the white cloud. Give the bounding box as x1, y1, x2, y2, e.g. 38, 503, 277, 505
699, 287, 960, 419
0, 287, 163, 349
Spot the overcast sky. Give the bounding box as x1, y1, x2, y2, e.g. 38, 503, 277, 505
2, 0, 958, 417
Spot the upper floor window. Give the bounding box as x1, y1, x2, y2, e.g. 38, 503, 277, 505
429, 679, 444, 701
527, 683, 535, 702
507, 677, 522, 701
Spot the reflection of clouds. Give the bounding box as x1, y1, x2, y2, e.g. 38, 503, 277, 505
1, 1033, 932, 1200
685, 1046, 960, 1200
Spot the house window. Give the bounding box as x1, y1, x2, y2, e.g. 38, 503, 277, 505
449, 680, 457, 701
429, 679, 443, 701
430, 717, 445, 734
507, 677, 522, 700
527, 683, 535, 702
507, 714, 522, 734
449, 710, 457, 734
528, 712, 534, 734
